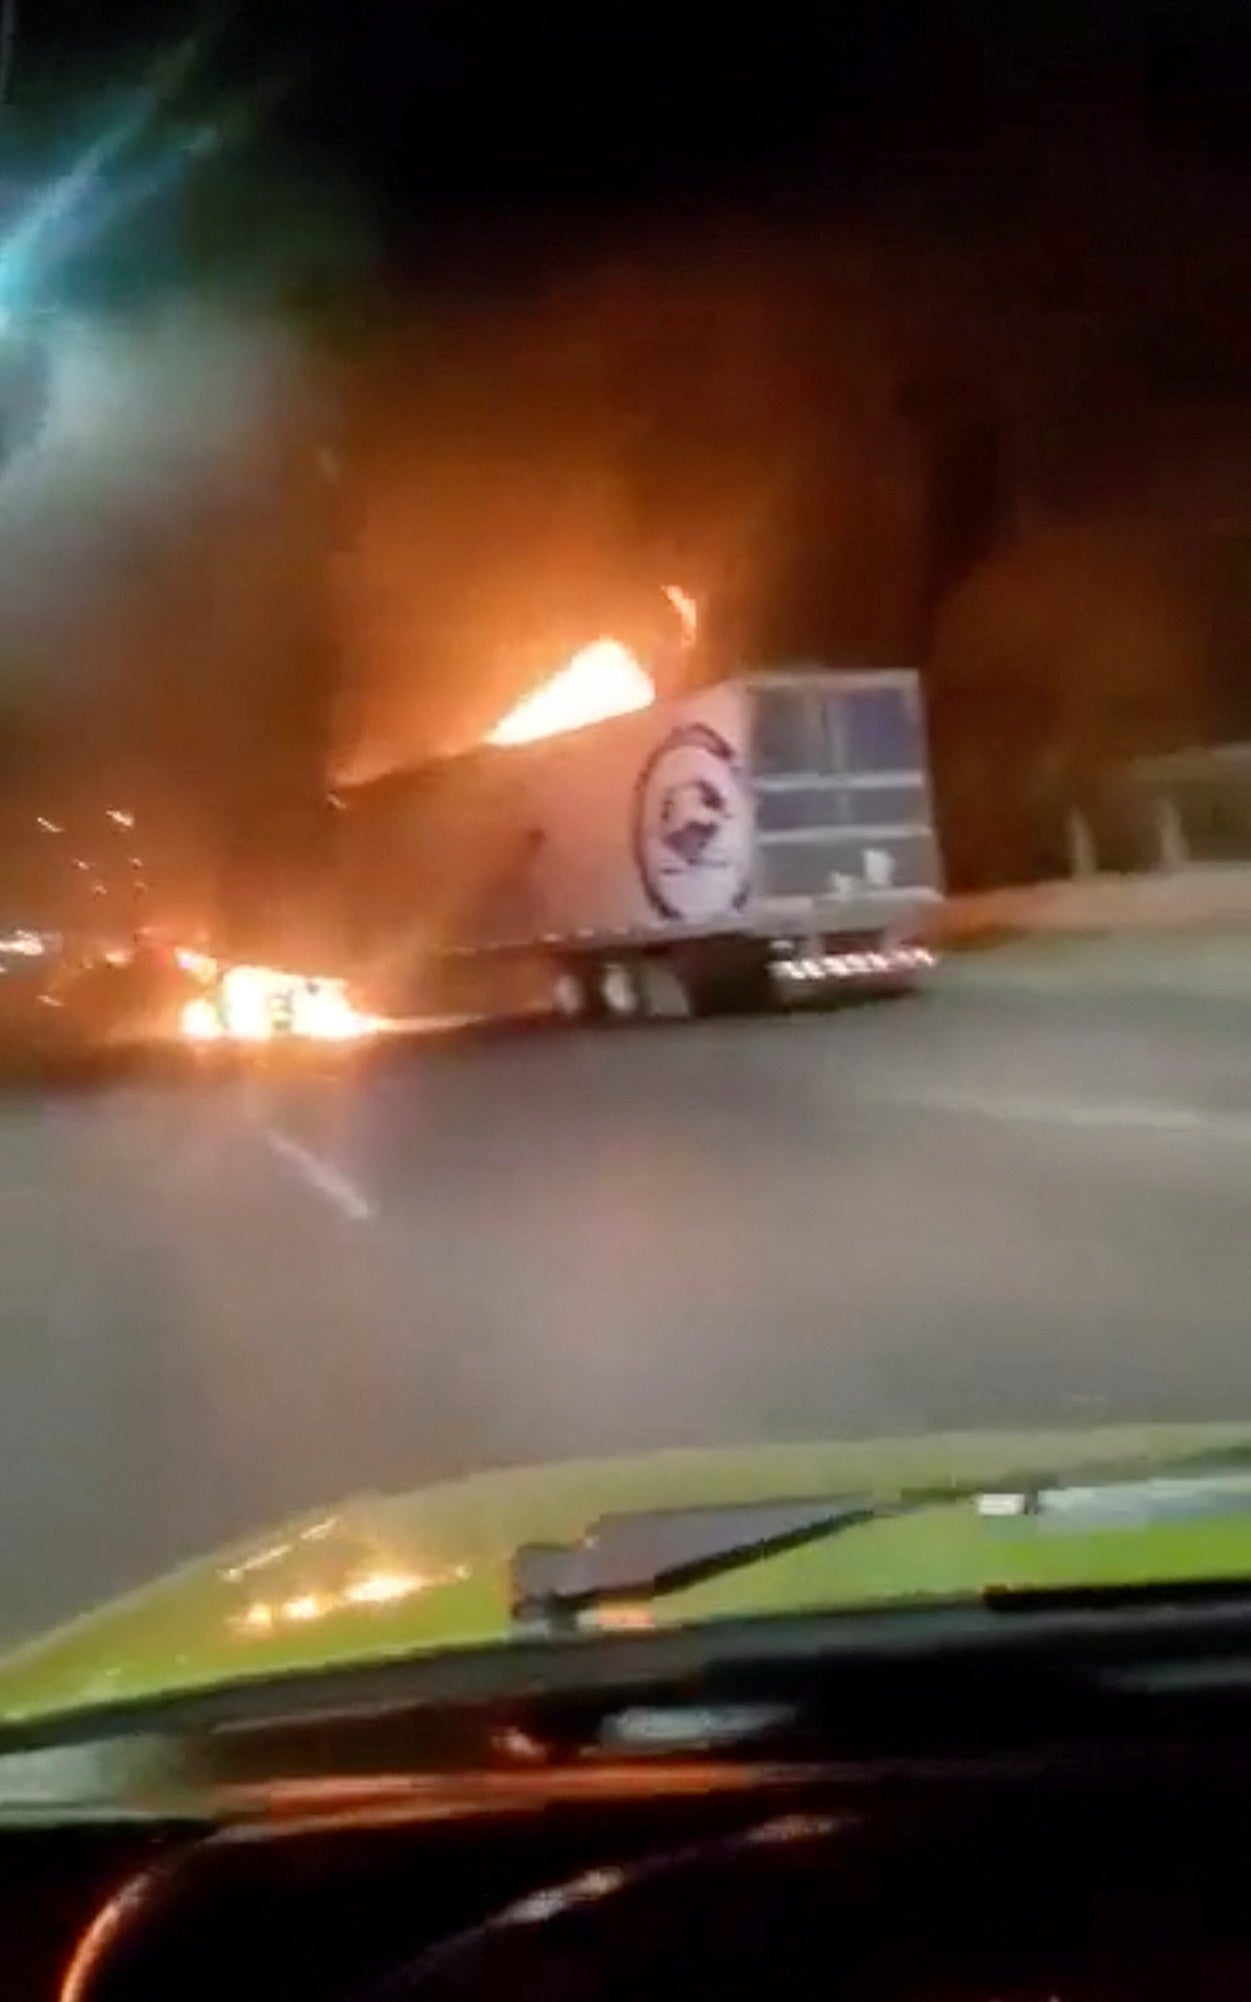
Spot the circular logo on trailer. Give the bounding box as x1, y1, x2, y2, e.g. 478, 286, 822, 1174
632, 722, 751, 922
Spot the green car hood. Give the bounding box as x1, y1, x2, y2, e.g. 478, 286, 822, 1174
3, 1421, 1251, 1726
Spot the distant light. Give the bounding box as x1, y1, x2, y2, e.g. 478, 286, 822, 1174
73, 856, 90, 870
106, 808, 135, 828
0, 930, 43, 956
36, 816, 62, 834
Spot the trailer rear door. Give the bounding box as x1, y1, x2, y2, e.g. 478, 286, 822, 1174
749, 673, 941, 914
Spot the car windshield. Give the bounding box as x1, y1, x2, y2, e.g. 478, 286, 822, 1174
0, 0, 1248, 1697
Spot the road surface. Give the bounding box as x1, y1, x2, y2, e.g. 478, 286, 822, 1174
1, 976, 1250, 1644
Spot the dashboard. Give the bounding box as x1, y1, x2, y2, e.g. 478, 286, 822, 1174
1, 1758, 1245, 2001
8, 1593, 1251, 2000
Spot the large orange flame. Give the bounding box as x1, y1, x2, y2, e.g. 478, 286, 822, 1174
485, 637, 655, 748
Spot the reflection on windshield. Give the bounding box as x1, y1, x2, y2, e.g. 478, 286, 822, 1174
235, 1572, 438, 1635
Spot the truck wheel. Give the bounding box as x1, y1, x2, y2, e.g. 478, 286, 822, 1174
599, 959, 643, 1022
552, 966, 593, 1022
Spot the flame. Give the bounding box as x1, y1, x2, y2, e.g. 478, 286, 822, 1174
219, 966, 277, 1043
486, 638, 654, 748
179, 967, 378, 1045
663, 584, 698, 644
180, 995, 222, 1042
292, 978, 379, 1042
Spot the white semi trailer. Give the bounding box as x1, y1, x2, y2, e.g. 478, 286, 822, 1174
339, 668, 942, 1022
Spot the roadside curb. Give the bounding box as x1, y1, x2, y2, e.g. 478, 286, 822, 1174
934, 933, 1251, 1013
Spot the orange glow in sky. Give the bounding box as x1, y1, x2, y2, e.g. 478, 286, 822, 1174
486, 638, 655, 747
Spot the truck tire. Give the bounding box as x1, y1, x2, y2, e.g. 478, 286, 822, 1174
599, 959, 644, 1021
552, 965, 594, 1023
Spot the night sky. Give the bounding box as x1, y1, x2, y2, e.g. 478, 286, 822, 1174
0, 0, 1248, 911
14, 3, 1246, 273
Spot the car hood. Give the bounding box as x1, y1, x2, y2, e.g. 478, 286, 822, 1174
2, 1420, 1251, 1726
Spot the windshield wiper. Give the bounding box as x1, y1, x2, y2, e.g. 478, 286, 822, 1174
510, 1464, 1251, 1634
510, 1496, 900, 1632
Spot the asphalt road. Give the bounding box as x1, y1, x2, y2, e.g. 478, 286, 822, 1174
2, 975, 1250, 1644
